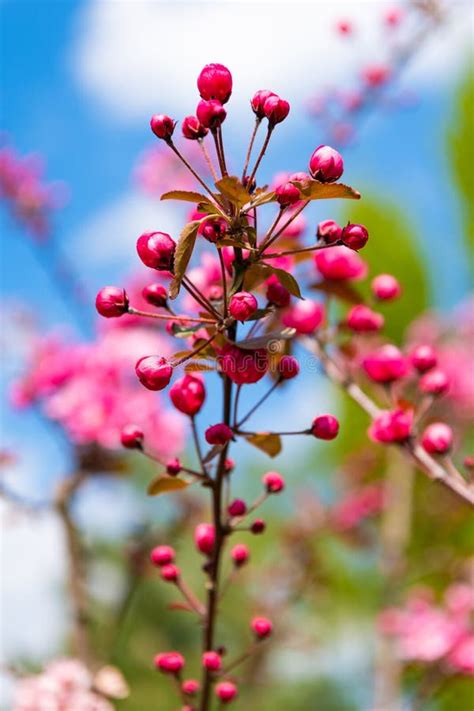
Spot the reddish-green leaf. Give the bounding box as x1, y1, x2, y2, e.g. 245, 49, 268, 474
147, 476, 189, 496
237, 327, 296, 350
267, 266, 303, 299
215, 176, 250, 207
245, 433, 282, 457
169, 221, 201, 299
291, 180, 361, 201
161, 190, 215, 204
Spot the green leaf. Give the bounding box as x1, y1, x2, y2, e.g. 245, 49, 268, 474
268, 266, 303, 299
147, 476, 189, 496
184, 362, 216, 372
237, 327, 296, 350
291, 180, 361, 201
215, 176, 250, 207
161, 190, 214, 205
447, 66, 474, 275
242, 262, 302, 299
169, 221, 201, 299
245, 432, 282, 457
247, 191, 277, 208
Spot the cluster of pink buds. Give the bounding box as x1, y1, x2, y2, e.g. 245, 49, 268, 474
90, 58, 472, 709
307, 3, 446, 145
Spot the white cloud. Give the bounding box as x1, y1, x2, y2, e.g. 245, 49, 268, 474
0, 502, 67, 664
71, 190, 183, 266
71, 0, 472, 126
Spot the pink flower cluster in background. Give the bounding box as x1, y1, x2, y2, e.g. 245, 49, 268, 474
379, 584, 474, 675
13, 659, 114, 711
0, 142, 67, 239
307, 2, 445, 145
10, 283, 183, 457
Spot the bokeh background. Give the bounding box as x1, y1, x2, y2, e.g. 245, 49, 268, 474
1, 1, 473, 709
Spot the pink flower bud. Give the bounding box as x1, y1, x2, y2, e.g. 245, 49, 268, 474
215, 681, 238, 703
95, 286, 128, 318
228, 499, 247, 517
347, 304, 384, 332
205, 423, 234, 445
202, 651, 222, 671
219, 344, 269, 385
311, 414, 340, 440
194, 523, 215, 555
182, 679, 200, 696
251, 519, 266, 534
263, 95, 290, 126
277, 355, 300, 380
224, 458, 235, 474
136, 231, 176, 271
229, 292, 258, 321
142, 283, 168, 308
262, 471, 285, 493
276, 182, 301, 207
363, 345, 409, 383
154, 652, 185, 674
120, 424, 144, 449
182, 115, 208, 140
419, 369, 449, 396
197, 64, 233, 104
368, 408, 413, 443
371, 274, 401, 301
314, 246, 367, 281
198, 217, 228, 243
317, 219, 343, 244
161, 563, 180, 582
150, 114, 175, 140
266, 274, 290, 307
196, 99, 226, 129
410, 345, 437, 373
135, 356, 173, 391
166, 458, 182, 476
421, 422, 453, 455
363, 64, 390, 87
251, 616, 273, 639
309, 145, 344, 183
385, 7, 403, 26
283, 299, 325, 334
150, 545, 175, 567
231, 543, 249, 567
251, 90, 276, 119
336, 19, 352, 35
170, 374, 206, 416
341, 223, 369, 250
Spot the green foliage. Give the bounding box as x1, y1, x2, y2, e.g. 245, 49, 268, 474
447, 65, 474, 274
